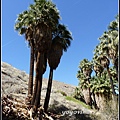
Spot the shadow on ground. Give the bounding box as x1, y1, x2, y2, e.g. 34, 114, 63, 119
48, 100, 99, 120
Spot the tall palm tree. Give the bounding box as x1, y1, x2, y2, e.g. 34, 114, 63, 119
99, 15, 119, 74
14, 0, 60, 111
93, 19, 118, 107
27, 32, 35, 95
29, 0, 60, 111
99, 55, 116, 95
15, 11, 35, 104
78, 59, 93, 106
43, 24, 73, 112
99, 30, 118, 75
77, 70, 91, 105
31, 22, 52, 110
93, 39, 116, 95
108, 17, 118, 74
92, 53, 106, 109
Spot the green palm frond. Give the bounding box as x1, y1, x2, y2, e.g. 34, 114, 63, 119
15, 0, 60, 35
52, 24, 73, 52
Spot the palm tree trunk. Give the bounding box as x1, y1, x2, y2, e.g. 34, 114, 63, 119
44, 68, 53, 112
28, 45, 34, 96
92, 91, 98, 109
31, 73, 38, 105
87, 79, 92, 107
33, 52, 44, 111
31, 52, 40, 105
88, 88, 92, 107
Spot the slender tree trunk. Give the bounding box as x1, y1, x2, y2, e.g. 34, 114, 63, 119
33, 52, 44, 111
28, 45, 34, 96
44, 68, 53, 112
31, 73, 38, 105
87, 79, 92, 107
31, 52, 40, 105
89, 88, 92, 107
92, 73, 101, 109
92, 91, 98, 109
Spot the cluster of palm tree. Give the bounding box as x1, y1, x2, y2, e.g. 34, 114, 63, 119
14, 0, 73, 112
77, 59, 93, 106
77, 15, 118, 110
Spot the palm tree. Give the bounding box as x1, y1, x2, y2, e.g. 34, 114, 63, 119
90, 72, 112, 110
79, 59, 93, 79
93, 18, 118, 107
77, 70, 91, 105
43, 24, 73, 112
77, 59, 93, 106
107, 16, 118, 74
99, 30, 118, 74
93, 41, 116, 95
98, 15, 119, 74
15, 11, 35, 104
92, 52, 107, 109
31, 22, 53, 110
98, 55, 116, 95
14, 0, 60, 111
26, 35, 35, 105
30, 0, 60, 111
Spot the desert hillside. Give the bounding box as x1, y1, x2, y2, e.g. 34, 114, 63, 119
1, 62, 118, 120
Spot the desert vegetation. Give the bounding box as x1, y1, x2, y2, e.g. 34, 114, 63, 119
2, 0, 118, 119
73, 14, 118, 116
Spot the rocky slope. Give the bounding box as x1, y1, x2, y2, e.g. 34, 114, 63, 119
2, 62, 76, 105
1, 62, 118, 120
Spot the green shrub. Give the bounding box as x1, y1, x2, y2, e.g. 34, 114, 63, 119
72, 87, 85, 103
56, 90, 67, 96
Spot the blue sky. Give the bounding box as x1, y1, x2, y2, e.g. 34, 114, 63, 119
2, 0, 118, 86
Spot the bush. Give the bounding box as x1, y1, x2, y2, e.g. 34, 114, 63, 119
72, 87, 85, 103
57, 90, 67, 96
